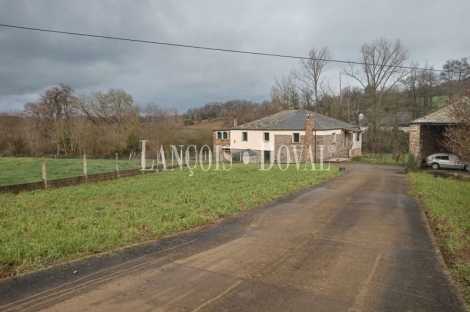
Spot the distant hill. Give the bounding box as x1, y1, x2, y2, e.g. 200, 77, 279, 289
183, 119, 226, 130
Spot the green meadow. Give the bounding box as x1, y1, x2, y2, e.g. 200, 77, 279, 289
0, 157, 141, 186
361, 153, 409, 165
410, 172, 470, 308
0, 163, 340, 278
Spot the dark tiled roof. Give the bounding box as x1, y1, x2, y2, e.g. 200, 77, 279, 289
410, 105, 460, 124
233, 110, 361, 132
411, 98, 470, 124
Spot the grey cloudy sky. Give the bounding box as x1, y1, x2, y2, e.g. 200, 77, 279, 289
0, 0, 469, 113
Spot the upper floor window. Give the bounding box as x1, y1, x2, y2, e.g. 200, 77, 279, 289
223, 131, 228, 140
332, 133, 336, 143
217, 131, 222, 139
293, 133, 300, 143
357, 133, 361, 141
242, 132, 248, 141
264, 132, 270, 142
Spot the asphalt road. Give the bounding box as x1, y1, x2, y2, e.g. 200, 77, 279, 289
0, 163, 466, 311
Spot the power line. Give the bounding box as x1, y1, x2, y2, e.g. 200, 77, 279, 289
0, 23, 442, 72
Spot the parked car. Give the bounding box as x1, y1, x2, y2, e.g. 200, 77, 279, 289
425, 153, 470, 171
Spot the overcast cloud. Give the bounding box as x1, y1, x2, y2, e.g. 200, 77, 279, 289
0, 0, 469, 112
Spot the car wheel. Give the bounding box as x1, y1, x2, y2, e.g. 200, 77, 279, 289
465, 165, 470, 172
431, 163, 439, 170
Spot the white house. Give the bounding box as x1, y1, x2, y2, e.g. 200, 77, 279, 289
213, 110, 362, 163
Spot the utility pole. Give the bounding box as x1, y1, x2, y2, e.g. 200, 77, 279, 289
339, 73, 343, 106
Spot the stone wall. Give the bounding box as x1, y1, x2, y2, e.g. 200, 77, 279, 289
274, 135, 306, 163
409, 124, 421, 163
272, 132, 355, 163
352, 148, 362, 157
213, 130, 230, 147
315, 132, 349, 159
212, 130, 231, 162
304, 115, 314, 162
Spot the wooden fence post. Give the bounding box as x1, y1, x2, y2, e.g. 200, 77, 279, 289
83, 154, 88, 182
115, 153, 120, 178
42, 157, 47, 189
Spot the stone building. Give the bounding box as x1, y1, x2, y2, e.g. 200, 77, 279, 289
409, 105, 460, 166
213, 110, 362, 163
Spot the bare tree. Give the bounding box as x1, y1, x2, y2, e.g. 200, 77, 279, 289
402, 62, 438, 118
291, 47, 333, 109
342, 38, 410, 128
270, 75, 299, 109
24, 84, 77, 155
142, 103, 180, 155
442, 84, 470, 163
73, 88, 141, 156
439, 57, 470, 97
440, 57, 470, 82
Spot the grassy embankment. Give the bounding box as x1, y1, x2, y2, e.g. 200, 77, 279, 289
0, 157, 141, 186
410, 172, 470, 308
0, 163, 340, 278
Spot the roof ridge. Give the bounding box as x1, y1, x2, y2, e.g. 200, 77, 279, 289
314, 118, 324, 129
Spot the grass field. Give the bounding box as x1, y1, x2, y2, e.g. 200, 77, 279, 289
0, 157, 142, 186
0, 163, 340, 278
183, 118, 225, 130
361, 153, 409, 165
410, 172, 470, 308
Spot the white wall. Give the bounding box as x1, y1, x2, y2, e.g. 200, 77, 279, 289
351, 132, 362, 149
229, 129, 350, 151
229, 130, 302, 151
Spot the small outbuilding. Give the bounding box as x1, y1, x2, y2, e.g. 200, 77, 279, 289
409, 105, 460, 166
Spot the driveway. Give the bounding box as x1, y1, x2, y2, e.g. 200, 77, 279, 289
0, 163, 466, 311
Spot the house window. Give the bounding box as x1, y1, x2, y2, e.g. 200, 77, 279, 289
242, 132, 248, 141
264, 132, 270, 142
357, 133, 361, 141
264, 151, 271, 163
293, 133, 300, 143
332, 133, 336, 143
223, 131, 228, 140
217, 131, 222, 139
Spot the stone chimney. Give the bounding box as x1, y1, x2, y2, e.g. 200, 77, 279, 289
304, 112, 315, 161
233, 117, 238, 127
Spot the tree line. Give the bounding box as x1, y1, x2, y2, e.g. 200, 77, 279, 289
1, 37, 468, 159
268, 37, 469, 157
183, 99, 282, 127
270, 38, 469, 123
0, 86, 176, 157
0, 86, 282, 158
